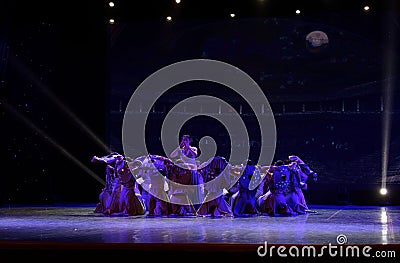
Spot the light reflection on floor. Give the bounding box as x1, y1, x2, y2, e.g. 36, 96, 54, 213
0, 205, 398, 245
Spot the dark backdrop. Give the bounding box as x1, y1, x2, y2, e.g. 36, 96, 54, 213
1, 0, 108, 204
1, 0, 399, 205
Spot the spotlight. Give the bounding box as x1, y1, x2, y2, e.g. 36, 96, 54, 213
363, 6, 370, 12
175, 0, 181, 4
166, 16, 172, 22
380, 188, 388, 195
109, 18, 115, 24
109, 2, 115, 7
296, 9, 301, 15
230, 13, 235, 18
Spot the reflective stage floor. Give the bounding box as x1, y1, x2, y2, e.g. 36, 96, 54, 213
0, 204, 399, 262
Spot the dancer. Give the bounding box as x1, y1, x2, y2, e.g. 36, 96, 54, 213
170, 135, 198, 169
142, 155, 172, 216
230, 160, 260, 217
288, 155, 318, 183
287, 155, 318, 214
284, 159, 308, 214
114, 157, 146, 216
167, 163, 198, 216
196, 156, 233, 217
169, 135, 203, 214
91, 153, 123, 214
93, 164, 114, 213
257, 160, 295, 216
222, 164, 244, 206
105, 155, 124, 215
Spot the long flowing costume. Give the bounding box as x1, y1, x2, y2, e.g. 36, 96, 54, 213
197, 157, 233, 217
177, 149, 204, 210
286, 156, 318, 213
91, 152, 123, 214
107, 172, 122, 214
166, 161, 199, 216
92, 152, 317, 217
94, 165, 114, 213
285, 163, 309, 214
115, 159, 146, 216
257, 165, 294, 216
231, 164, 260, 217
144, 155, 172, 216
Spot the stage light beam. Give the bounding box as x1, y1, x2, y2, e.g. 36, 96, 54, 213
381, 0, 397, 197
9, 50, 111, 154
0, 98, 106, 186
380, 188, 388, 195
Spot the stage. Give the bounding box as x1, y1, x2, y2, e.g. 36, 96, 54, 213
0, 204, 399, 244
0, 204, 399, 261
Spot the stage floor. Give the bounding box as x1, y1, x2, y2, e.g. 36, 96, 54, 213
0, 204, 399, 245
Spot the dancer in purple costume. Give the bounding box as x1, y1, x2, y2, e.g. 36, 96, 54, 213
114, 157, 146, 216
91, 152, 123, 214
286, 155, 318, 214
94, 164, 114, 213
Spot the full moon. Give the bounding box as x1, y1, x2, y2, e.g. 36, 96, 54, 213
306, 31, 329, 53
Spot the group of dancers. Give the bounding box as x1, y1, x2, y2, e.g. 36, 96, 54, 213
91, 135, 318, 217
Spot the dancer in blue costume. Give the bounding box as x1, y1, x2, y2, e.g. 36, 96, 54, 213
287, 155, 318, 214
257, 160, 295, 216
230, 159, 260, 217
